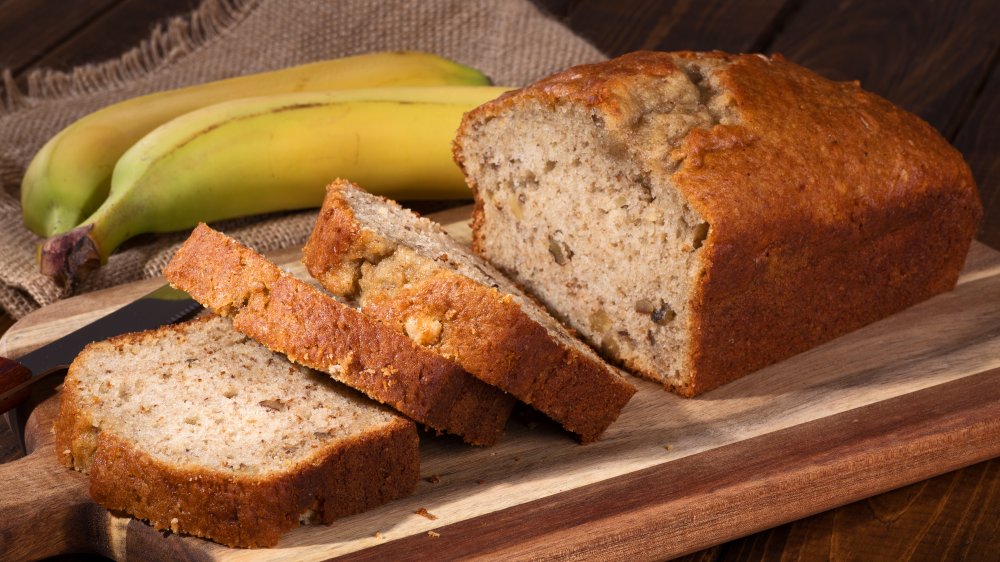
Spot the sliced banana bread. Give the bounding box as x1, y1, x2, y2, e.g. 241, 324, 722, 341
53, 315, 418, 548
164, 224, 514, 446
303, 180, 635, 443
454, 51, 982, 397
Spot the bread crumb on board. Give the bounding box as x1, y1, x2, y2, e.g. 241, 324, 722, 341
415, 507, 438, 520
427, 530, 440, 538
424, 474, 441, 484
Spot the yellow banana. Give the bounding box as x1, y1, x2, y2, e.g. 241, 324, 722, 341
39, 85, 510, 286
22, 51, 489, 237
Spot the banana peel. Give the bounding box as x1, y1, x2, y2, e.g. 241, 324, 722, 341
22, 51, 490, 237
40, 85, 512, 288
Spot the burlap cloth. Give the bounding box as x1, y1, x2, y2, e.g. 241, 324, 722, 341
0, 0, 605, 319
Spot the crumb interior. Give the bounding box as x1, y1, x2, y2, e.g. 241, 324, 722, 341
70, 316, 398, 475
458, 55, 737, 387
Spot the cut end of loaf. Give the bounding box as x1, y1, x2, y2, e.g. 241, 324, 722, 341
457, 53, 737, 393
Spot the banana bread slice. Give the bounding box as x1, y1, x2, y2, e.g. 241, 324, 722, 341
164, 224, 514, 446
303, 180, 635, 443
53, 315, 418, 548
455, 51, 982, 397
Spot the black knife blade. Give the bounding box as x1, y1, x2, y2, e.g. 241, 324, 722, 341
0, 283, 202, 453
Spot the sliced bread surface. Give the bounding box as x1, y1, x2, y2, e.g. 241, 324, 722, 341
53, 315, 418, 548
303, 180, 635, 443
164, 224, 514, 446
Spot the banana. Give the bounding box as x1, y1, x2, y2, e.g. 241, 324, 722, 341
22, 51, 489, 237
39, 85, 511, 286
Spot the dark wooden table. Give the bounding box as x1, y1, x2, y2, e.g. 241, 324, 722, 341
1, 0, 998, 560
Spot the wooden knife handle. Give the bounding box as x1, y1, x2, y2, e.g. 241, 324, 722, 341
0, 357, 31, 414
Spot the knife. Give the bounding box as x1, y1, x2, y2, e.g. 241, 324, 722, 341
0, 284, 202, 454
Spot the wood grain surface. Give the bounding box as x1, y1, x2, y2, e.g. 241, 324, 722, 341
955, 66, 1000, 259
0, 0, 120, 73
765, 0, 1000, 142
559, 0, 797, 56
27, 0, 204, 77
1, 210, 1000, 560
0, 0, 201, 78
2, 1, 999, 560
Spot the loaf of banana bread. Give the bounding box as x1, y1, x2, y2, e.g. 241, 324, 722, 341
455, 51, 982, 396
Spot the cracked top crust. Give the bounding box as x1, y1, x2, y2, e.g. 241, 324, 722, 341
460, 51, 979, 259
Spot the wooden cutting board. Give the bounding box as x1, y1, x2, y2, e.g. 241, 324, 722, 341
2, 206, 1000, 561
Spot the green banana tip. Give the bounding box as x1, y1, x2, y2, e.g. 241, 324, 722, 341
39, 224, 101, 289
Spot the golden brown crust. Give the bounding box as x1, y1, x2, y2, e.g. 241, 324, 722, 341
302, 189, 395, 297
304, 182, 636, 442
458, 51, 982, 396
84, 422, 417, 548
53, 359, 97, 470
361, 274, 634, 443
677, 54, 980, 395
165, 224, 514, 445
52, 317, 420, 548
456, 50, 691, 128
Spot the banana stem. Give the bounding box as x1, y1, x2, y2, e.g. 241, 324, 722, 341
39, 225, 101, 288
38, 186, 136, 287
